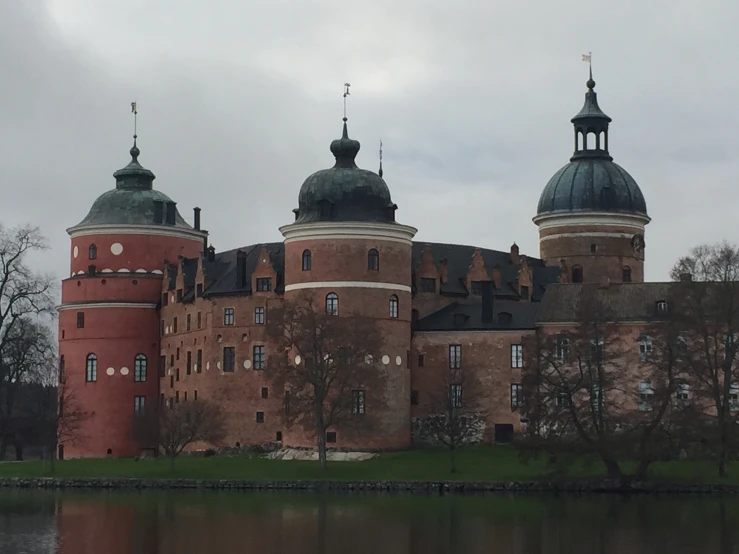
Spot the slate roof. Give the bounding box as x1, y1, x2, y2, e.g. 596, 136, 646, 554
536, 282, 676, 323
415, 298, 542, 332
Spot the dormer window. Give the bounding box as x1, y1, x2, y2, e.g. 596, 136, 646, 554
498, 312, 513, 325
88, 244, 97, 260
520, 286, 529, 300
453, 313, 468, 328
420, 278, 436, 293
470, 281, 483, 296
256, 278, 272, 292
656, 300, 668, 314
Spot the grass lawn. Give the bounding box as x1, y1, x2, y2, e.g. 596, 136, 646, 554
0, 446, 737, 483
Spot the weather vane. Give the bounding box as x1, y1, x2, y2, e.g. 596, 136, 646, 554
131, 101, 138, 139
379, 140, 383, 178
343, 83, 351, 120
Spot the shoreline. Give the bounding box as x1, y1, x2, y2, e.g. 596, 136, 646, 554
3, 477, 739, 494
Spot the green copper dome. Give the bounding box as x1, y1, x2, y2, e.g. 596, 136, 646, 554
70, 140, 192, 230
293, 120, 397, 224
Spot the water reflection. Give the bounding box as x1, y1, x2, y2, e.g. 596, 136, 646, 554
0, 490, 737, 553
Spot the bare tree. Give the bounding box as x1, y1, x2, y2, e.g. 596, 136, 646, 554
669, 242, 739, 477
157, 400, 226, 470
422, 365, 486, 473
266, 292, 384, 470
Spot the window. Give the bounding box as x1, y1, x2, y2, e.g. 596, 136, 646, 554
134, 354, 147, 382
253, 345, 265, 369
590, 243, 597, 253
639, 381, 654, 411
418, 354, 425, 367
223, 347, 235, 372
196, 350, 202, 373
590, 337, 604, 362
186, 351, 192, 375
255, 307, 265, 325
177, 289, 183, 302
326, 432, 337, 443
638, 335, 652, 361
411, 390, 419, 405
196, 283, 203, 297
572, 266, 583, 283
134, 396, 146, 416
197, 311, 202, 329
162, 293, 168, 307
510, 344, 523, 368
261, 387, 268, 399
470, 281, 483, 296
186, 314, 191, 331
352, 390, 365, 415
224, 308, 234, 325
556, 391, 570, 408
676, 333, 689, 359
326, 293, 339, 316
520, 286, 529, 300
88, 244, 97, 260
676, 383, 690, 408
256, 278, 272, 292
450, 384, 462, 408
556, 336, 569, 363
623, 266, 632, 283
169, 354, 174, 367
368, 249, 379, 271
173, 317, 178, 333
184, 391, 187, 402
420, 278, 436, 293
85, 354, 97, 382
194, 390, 198, 401
159, 355, 165, 378
389, 295, 398, 318
302, 249, 311, 271
77, 312, 85, 328
656, 300, 668, 314
256, 411, 265, 423
170, 375, 174, 388
449, 345, 461, 369
276, 431, 282, 441
731, 384, 739, 412
59, 356, 65, 379
176, 368, 180, 381
176, 347, 180, 361
175, 391, 179, 403
591, 384, 603, 411
511, 383, 523, 409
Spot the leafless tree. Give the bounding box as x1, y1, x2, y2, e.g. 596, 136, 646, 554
422, 365, 486, 473
669, 242, 739, 477
157, 400, 226, 470
266, 292, 384, 470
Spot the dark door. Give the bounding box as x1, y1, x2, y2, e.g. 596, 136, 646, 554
494, 424, 514, 443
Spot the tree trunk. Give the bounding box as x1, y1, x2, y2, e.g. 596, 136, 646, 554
719, 421, 728, 477
634, 459, 651, 481
49, 445, 56, 474
169, 453, 176, 472
449, 445, 457, 474
0, 435, 8, 460
317, 427, 327, 470
604, 459, 622, 479
14, 442, 23, 461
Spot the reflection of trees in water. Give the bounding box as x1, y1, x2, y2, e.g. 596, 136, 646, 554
3, 491, 739, 553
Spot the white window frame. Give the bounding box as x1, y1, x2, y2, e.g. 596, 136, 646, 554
638, 335, 652, 362
638, 380, 654, 411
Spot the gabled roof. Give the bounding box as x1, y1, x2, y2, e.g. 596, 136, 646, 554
416, 298, 542, 332
203, 243, 285, 297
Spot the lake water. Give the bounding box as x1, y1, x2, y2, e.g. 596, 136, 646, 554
0, 489, 737, 553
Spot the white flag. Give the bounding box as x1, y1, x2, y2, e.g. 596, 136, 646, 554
582, 54, 591, 62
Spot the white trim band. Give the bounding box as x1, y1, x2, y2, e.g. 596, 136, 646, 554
280, 221, 417, 245
285, 281, 412, 293
57, 302, 158, 312
532, 212, 650, 231
540, 231, 636, 242
68, 224, 207, 242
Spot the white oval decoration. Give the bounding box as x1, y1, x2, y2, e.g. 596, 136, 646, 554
106, 367, 115, 376
382, 355, 390, 365
396, 356, 402, 366
73, 246, 79, 258
294, 355, 301, 366
110, 243, 123, 256
193, 364, 198, 372
118, 268, 130, 273
135, 268, 147, 273
217, 361, 222, 370
244, 360, 252, 369
101, 268, 113, 273
152, 269, 163, 275
206, 362, 210, 370
120, 367, 130, 376
170, 294, 175, 303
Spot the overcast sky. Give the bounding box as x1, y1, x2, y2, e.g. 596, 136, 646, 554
3, 0, 739, 296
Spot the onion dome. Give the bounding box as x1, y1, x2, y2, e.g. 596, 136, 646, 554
293, 119, 397, 224
70, 138, 192, 230
536, 71, 648, 216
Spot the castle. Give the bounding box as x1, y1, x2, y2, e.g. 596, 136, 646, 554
57, 71, 653, 458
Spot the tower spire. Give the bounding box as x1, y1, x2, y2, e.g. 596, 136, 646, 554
378, 140, 383, 178
130, 101, 140, 162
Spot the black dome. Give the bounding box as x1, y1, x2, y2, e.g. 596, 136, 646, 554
293, 120, 397, 224
537, 158, 647, 216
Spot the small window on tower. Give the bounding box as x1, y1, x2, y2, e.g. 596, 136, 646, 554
76, 312, 85, 328
590, 243, 597, 253
623, 266, 632, 283
88, 244, 97, 260
572, 266, 583, 283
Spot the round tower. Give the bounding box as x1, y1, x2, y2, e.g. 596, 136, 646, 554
533, 69, 650, 284
279, 117, 417, 450
58, 138, 206, 458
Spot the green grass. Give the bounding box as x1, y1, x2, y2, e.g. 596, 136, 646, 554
0, 446, 737, 484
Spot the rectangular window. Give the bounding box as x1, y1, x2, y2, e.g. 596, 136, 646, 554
186, 351, 192, 375
623, 267, 632, 282
256, 411, 265, 423
676, 383, 689, 407
223, 347, 235, 372
638, 335, 652, 361
173, 317, 178, 333
134, 396, 146, 416
591, 384, 603, 411
196, 283, 203, 297
556, 336, 569, 363
76, 312, 85, 328
184, 391, 188, 402
170, 375, 174, 388
730, 384, 739, 412
175, 391, 179, 403
449, 345, 461, 369
418, 354, 425, 368
450, 384, 462, 408
470, 281, 483, 296
411, 390, 419, 405
556, 391, 570, 408
639, 381, 654, 411
420, 278, 436, 293
520, 286, 529, 300
511, 383, 523, 409
176, 347, 180, 361
351, 390, 366, 415
159, 356, 165, 378
186, 314, 191, 331
176, 368, 180, 381
197, 311, 202, 329
590, 337, 604, 361
253, 345, 265, 369
256, 278, 272, 292
254, 307, 265, 325
261, 387, 268, 399
510, 344, 523, 368
169, 354, 174, 367
85, 356, 97, 382
162, 293, 168, 307
194, 390, 198, 401
326, 431, 337, 443
176, 289, 183, 302
196, 349, 202, 373
224, 308, 234, 325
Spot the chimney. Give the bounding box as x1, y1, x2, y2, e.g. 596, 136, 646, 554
236, 250, 247, 287
510, 243, 520, 265
193, 207, 201, 230
165, 202, 176, 225
153, 200, 164, 224
481, 280, 494, 324
680, 273, 693, 282
207, 245, 216, 262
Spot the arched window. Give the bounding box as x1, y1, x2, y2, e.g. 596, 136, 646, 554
59, 356, 65, 379
368, 249, 379, 271
302, 249, 312, 271
572, 266, 583, 283
622, 266, 632, 283
326, 293, 339, 316
389, 295, 398, 318
85, 353, 97, 382
88, 244, 97, 260
134, 354, 147, 382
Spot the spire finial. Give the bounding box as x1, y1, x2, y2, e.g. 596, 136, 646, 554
378, 140, 383, 178
582, 52, 595, 89
130, 101, 140, 161
343, 83, 351, 120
